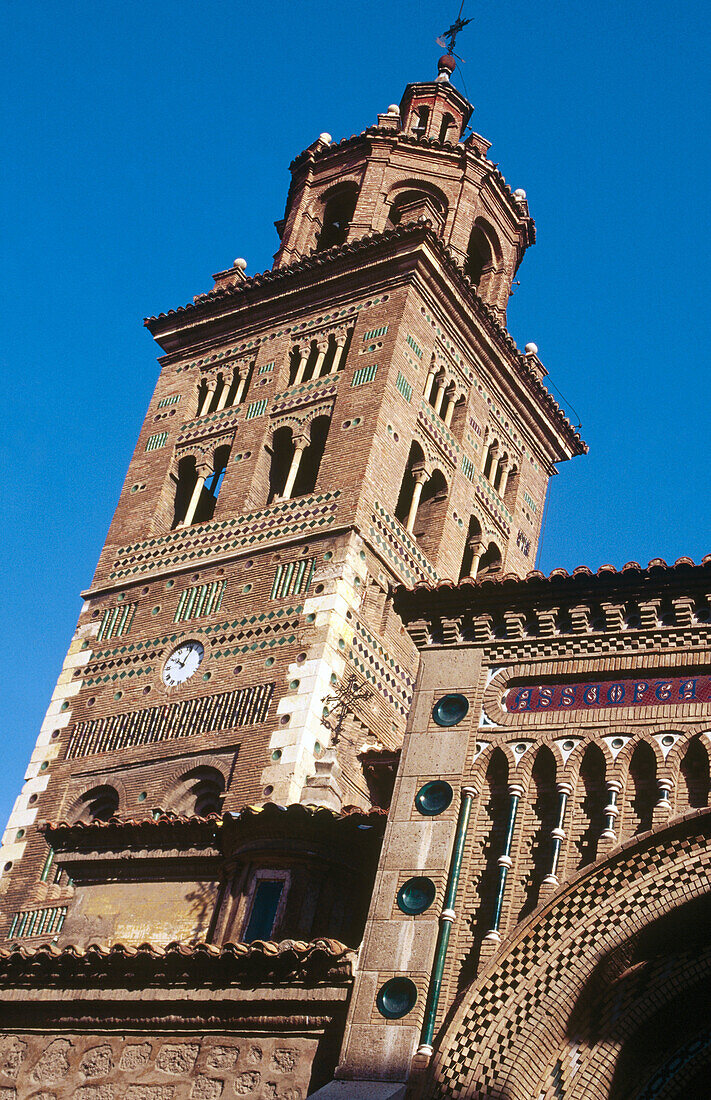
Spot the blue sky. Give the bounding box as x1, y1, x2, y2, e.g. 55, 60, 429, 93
2, 0, 710, 827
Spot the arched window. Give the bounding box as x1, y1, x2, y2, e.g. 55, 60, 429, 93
74, 785, 119, 824
626, 742, 657, 836
316, 186, 358, 251
291, 415, 330, 498
168, 767, 225, 817
477, 541, 502, 578
493, 452, 509, 492
459, 516, 483, 581
193, 444, 230, 526
172, 455, 199, 529
268, 427, 296, 505
465, 220, 500, 288
680, 738, 710, 810
416, 469, 449, 560
394, 442, 427, 528
438, 112, 457, 143
504, 464, 519, 509
519, 747, 557, 919
411, 105, 429, 137
267, 416, 331, 504
574, 744, 607, 868
483, 439, 498, 481
171, 444, 231, 529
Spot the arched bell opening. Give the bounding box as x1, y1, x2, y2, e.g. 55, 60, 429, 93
394, 441, 427, 530
477, 541, 502, 579
315, 184, 359, 251
292, 415, 331, 498
459, 516, 483, 581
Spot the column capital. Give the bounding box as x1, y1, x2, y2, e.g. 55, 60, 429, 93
292, 434, 310, 452
412, 467, 429, 486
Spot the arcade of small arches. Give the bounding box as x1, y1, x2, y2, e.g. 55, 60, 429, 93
68, 766, 227, 825
426, 802, 711, 1100
307, 175, 512, 308
195, 360, 253, 418
449, 731, 710, 975
168, 330, 515, 580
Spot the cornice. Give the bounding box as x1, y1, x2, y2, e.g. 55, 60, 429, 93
41, 804, 388, 853
393, 555, 711, 644
145, 223, 585, 455
0, 938, 355, 989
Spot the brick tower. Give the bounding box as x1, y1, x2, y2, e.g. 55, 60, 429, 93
0, 56, 586, 1098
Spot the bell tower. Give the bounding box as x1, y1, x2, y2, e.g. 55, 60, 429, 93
0, 57, 584, 963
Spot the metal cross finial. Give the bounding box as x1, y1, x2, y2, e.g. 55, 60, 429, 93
321, 672, 374, 745
437, 4, 472, 56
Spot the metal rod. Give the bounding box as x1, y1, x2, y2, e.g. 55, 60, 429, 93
485, 783, 523, 941
417, 784, 477, 1056
542, 782, 571, 887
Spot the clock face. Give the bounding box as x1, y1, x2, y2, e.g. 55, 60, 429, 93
162, 640, 205, 686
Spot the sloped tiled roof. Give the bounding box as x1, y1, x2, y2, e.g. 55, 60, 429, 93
0, 938, 355, 987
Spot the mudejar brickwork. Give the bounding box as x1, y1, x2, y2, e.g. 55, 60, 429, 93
0, 51, 707, 1100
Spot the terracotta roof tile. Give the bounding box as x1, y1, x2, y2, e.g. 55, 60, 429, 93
41, 803, 387, 848
0, 938, 355, 988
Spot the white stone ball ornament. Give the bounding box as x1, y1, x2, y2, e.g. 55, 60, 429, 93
525, 342, 539, 356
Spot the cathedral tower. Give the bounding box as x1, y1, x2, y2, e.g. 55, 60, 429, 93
0, 55, 586, 1099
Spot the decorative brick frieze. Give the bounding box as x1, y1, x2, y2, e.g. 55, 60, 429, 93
175, 403, 243, 445
270, 373, 340, 417
417, 400, 460, 465
105, 492, 341, 582
66, 683, 275, 759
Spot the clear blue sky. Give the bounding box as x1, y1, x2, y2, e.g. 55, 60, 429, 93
2, 1, 710, 827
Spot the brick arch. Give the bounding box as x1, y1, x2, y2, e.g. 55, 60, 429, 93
157, 754, 230, 816
424, 807, 711, 1100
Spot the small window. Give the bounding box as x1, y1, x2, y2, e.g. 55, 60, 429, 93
243, 880, 284, 942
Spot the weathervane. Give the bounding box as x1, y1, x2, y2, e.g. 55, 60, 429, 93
321, 672, 374, 745
436, 3, 472, 60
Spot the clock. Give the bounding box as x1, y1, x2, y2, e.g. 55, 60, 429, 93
162, 640, 205, 686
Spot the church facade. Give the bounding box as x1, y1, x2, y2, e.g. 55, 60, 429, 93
0, 53, 708, 1100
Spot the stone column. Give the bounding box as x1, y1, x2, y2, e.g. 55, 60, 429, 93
198, 380, 217, 417
280, 437, 309, 500
491, 454, 503, 488
484, 783, 523, 943
180, 465, 212, 527
233, 369, 249, 406
467, 540, 484, 580
542, 782, 572, 889
214, 370, 234, 412
312, 338, 330, 380
405, 469, 429, 535
498, 461, 511, 497
443, 392, 457, 427
328, 330, 348, 374
653, 777, 673, 825
433, 377, 447, 416
600, 779, 622, 842
292, 346, 310, 385
423, 369, 438, 403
